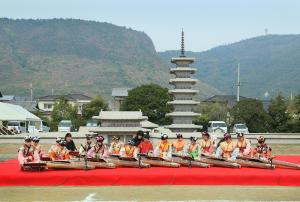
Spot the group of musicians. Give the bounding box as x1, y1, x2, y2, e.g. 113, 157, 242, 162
18, 131, 272, 165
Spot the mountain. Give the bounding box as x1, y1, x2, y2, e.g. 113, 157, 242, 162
160, 34, 300, 99
0, 18, 219, 100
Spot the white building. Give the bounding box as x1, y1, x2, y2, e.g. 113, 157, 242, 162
37, 94, 91, 116
91, 110, 147, 143
166, 31, 201, 134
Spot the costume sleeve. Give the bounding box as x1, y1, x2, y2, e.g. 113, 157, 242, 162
49, 147, 56, 161
108, 143, 113, 154
215, 146, 222, 158
79, 145, 85, 156
149, 143, 154, 152
243, 140, 251, 155
133, 147, 139, 159
230, 148, 240, 160
102, 146, 109, 158
33, 150, 40, 162
166, 145, 172, 159
18, 148, 25, 165
154, 145, 160, 157
64, 150, 70, 160
120, 146, 126, 157
87, 147, 94, 158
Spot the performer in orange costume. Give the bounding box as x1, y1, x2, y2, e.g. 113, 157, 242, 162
49, 138, 70, 161
172, 133, 186, 155
154, 134, 172, 160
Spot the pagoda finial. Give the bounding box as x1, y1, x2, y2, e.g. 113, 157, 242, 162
180, 28, 185, 57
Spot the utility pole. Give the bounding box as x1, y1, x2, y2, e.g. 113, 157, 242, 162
237, 64, 240, 102
30, 83, 33, 101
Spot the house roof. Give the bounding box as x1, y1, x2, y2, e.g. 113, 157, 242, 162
111, 88, 130, 97
0, 102, 41, 121
141, 120, 159, 129
204, 95, 247, 103
204, 95, 248, 108
0, 95, 15, 101
38, 94, 91, 101
7, 97, 37, 112
93, 110, 147, 120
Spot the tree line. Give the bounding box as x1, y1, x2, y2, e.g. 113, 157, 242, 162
38, 83, 300, 133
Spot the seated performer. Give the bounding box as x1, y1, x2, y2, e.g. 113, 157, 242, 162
138, 132, 154, 155
251, 136, 272, 159
49, 137, 70, 161
120, 139, 139, 158
236, 133, 251, 156
154, 134, 172, 159
185, 136, 201, 159
172, 133, 186, 155
32, 136, 44, 158
131, 130, 144, 147
87, 135, 109, 159
79, 134, 93, 156
18, 135, 40, 165
199, 132, 214, 154
109, 136, 124, 155
215, 133, 239, 160
64, 133, 77, 151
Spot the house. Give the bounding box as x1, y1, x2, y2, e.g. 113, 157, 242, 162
37, 94, 92, 115
111, 88, 130, 111
0, 92, 37, 112
91, 110, 147, 143
0, 92, 15, 102
203, 95, 247, 108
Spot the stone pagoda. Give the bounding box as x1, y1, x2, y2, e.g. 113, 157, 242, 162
166, 30, 201, 133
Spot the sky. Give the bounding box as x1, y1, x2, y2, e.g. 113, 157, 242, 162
0, 0, 299, 52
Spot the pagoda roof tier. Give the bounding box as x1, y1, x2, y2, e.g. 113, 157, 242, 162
166, 111, 200, 117
167, 100, 200, 105
168, 89, 198, 94
169, 78, 198, 84
171, 57, 195, 63
165, 124, 202, 129
170, 67, 197, 73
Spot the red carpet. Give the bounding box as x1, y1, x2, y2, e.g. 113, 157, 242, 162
0, 156, 300, 186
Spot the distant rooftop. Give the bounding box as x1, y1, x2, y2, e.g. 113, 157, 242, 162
204, 95, 247, 108
111, 88, 130, 97
38, 94, 91, 101
0, 94, 15, 102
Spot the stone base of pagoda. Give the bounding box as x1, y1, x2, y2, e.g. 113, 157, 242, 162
165, 124, 202, 133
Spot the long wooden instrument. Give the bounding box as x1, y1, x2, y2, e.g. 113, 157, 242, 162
171, 154, 210, 168
141, 156, 180, 168
21, 162, 47, 171
235, 159, 274, 169
87, 158, 116, 169
46, 161, 95, 170
108, 155, 150, 168
199, 154, 241, 168
238, 156, 300, 170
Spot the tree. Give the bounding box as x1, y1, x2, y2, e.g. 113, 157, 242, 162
120, 84, 172, 125
50, 97, 78, 131
193, 102, 229, 131
82, 96, 108, 120
230, 98, 271, 133
267, 94, 289, 132
193, 114, 210, 131
286, 95, 300, 132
